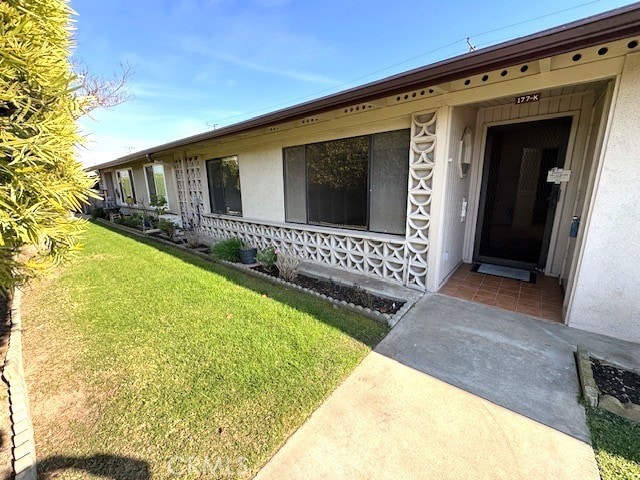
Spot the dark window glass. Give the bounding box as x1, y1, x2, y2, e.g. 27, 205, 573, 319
145, 164, 167, 206
369, 129, 410, 234
206, 156, 242, 215
116, 168, 136, 205
145, 166, 156, 200
282, 129, 409, 233
207, 160, 225, 212
307, 136, 369, 229
284, 146, 307, 223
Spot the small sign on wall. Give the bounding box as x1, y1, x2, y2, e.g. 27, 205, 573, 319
547, 167, 571, 184
515, 93, 541, 104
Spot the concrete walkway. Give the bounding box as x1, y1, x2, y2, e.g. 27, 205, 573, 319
255, 294, 640, 480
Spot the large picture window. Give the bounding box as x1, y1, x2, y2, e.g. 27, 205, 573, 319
144, 164, 168, 207
206, 156, 242, 215
116, 168, 136, 205
284, 129, 410, 234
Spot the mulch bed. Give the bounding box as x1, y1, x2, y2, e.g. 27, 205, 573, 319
252, 266, 404, 315
591, 357, 640, 406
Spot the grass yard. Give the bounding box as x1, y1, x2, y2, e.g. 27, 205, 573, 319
586, 407, 640, 480
21, 222, 387, 479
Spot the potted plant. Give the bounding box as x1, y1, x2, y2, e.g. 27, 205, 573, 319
239, 242, 258, 264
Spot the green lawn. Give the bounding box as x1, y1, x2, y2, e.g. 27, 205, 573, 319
21, 221, 387, 479
586, 407, 640, 480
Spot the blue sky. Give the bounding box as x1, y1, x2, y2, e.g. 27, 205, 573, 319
74, 0, 635, 167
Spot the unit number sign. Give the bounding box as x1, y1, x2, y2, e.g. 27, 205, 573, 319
514, 93, 541, 104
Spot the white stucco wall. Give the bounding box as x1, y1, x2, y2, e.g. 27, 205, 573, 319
237, 145, 285, 222
567, 52, 640, 343
102, 156, 180, 215
437, 106, 477, 286
196, 115, 411, 223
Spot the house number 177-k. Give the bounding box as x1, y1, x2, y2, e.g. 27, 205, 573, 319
515, 93, 541, 104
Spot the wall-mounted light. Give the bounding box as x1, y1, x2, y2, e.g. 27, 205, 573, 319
457, 127, 473, 178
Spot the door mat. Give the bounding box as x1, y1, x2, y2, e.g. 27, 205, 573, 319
472, 263, 535, 283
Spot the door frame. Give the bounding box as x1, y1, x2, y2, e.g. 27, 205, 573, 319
465, 110, 581, 275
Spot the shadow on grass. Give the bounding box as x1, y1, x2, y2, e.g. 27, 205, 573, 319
20, 454, 151, 480
90, 220, 388, 349
0, 294, 10, 361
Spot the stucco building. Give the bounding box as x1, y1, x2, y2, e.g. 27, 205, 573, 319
91, 5, 640, 343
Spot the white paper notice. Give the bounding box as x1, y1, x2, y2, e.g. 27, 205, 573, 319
547, 168, 571, 184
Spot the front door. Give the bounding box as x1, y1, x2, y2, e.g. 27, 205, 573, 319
474, 117, 572, 270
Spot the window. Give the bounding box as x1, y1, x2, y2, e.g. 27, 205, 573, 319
283, 129, 410, 234
206, 156, 242, 215
144, 164, 168, 207
307, 136, 369, 229
116, 169, 136, 205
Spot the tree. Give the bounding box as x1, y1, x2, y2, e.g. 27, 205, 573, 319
0, 0, 102, 291
74, 58, 135, 112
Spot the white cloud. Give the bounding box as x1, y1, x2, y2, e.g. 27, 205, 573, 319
195, 48, 339, 84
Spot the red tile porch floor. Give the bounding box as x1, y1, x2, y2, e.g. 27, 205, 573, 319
439, 263, 564, 323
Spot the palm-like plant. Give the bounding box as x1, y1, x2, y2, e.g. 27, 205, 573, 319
0, 0, 96, 291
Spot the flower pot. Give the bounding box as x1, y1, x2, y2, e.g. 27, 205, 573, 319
239, 247, 257, 264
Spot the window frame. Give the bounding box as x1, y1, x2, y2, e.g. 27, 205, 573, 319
306, 134, 371, 231
115, 168, 136, 206
143, 163, 169, 209
283, 129, 409, 235
205, 155, 243, 216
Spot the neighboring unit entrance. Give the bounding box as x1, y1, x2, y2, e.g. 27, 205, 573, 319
474, 117, 572, 270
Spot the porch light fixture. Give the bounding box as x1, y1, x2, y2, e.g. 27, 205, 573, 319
457, 127, 473, 178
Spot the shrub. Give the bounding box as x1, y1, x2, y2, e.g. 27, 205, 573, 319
0, 0, 95, 290
157, 219, 177, 238
276, 253, 300, 282
117, 214, 143, 230
211, 238, 243, 262
184, 229, 201, 248
256, 246, 277, 270
350, 284, 374, 309
90, 207, 106, 219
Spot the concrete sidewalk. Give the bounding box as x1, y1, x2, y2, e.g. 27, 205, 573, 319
254, 294, 640, 480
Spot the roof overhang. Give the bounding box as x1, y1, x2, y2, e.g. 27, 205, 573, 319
89, 4, 640, 171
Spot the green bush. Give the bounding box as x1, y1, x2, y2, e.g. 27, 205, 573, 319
157, 218, 177, 238
210, 238, 243, 262
90, 207, 107, 219
256, 246, 277, 270
117, 214, 143, 230
0, 0, 95, 289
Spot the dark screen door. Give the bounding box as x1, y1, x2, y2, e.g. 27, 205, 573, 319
474, 117, 572, 270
